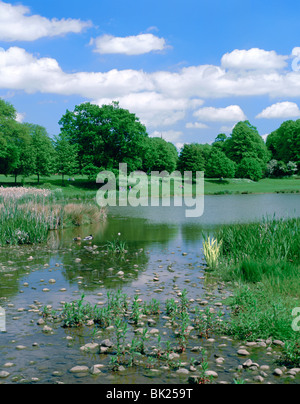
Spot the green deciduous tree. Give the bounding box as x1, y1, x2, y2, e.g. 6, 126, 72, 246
266, 120, 300, 172
205, 149, 236, 178
142, 137, 178, 173
0, 100, 34, 182
177, 143, 205, 174
237, 157, 263, 181
59, 101, 148, 173
55, 132, 78, 184
225, 121, 270, 166
24, 123, 56, 183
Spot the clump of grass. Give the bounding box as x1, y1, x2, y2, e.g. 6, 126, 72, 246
105, 233, 127, 253
202, 236, 222, 270
214, 217, 300, 366
216, 216, 300, 266
62, 203, 106, 227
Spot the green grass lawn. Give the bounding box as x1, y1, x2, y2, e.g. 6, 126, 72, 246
204, 177, 300, 195
0, 174, 299, 197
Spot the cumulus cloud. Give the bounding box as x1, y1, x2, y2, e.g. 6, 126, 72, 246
0, 0, 92, 41
150, 130, 183, 143
91, 33, 168, 55
256, 101, 300, 119
2, 46, 300, 100
93, 92, 203, 127
185, 122, 209, 129
2, 46, 300, 134
221, 48, 288, 71
193, 105, 247, 122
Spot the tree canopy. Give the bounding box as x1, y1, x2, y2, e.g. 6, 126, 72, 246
0, 98, 299, 183
267, 120, 300, 168
177, 143, 205, 174
59, 101, 149, 174
143, 137, 178, 174
225, 121, 270, 165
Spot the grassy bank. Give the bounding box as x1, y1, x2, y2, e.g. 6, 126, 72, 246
207, 217, 300, 366
0, 187, 106, 246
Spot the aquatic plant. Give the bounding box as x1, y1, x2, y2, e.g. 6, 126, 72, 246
105, 233, 127, 253
202, 236, 222, 270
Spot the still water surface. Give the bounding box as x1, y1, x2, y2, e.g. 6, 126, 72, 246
0, 194, 299, 384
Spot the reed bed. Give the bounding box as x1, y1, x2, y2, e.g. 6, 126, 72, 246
0, 187, 106, 246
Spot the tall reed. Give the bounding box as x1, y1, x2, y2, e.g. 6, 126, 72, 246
0, 187, 106, 246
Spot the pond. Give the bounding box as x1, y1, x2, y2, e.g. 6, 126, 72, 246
0, 194, 299, 384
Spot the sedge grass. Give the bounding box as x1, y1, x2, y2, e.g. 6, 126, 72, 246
213, 217, 300, 365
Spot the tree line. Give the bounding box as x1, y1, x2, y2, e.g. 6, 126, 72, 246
0, 99, 299, 184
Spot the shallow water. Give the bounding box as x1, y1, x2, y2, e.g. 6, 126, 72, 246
0, 194, 300, 384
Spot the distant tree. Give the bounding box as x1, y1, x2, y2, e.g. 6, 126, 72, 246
225, 121, 270, 167
24, 123, 56, 183
237, 157, 263, 181
59, 101, 148, 173
205, 149, 236, 178
0, 100, 34, 182
212, 133, 228, 152
266, 159, 298, 178
55, 132, 78, 184
177, 143, 205, 174
143, 137, 178, 173
267, 120, 300, 171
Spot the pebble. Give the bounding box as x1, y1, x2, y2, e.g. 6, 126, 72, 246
205, 370, 218, 378
15, 345, 27, 350
42, 325, 53, 334
80, 343, 100, 353
273, 368, 283, 376
69, 366, 89, 374
0, 371, 10, 378
90, 365, 102, 375
253, 375, 264, 383
237, 349, 250, 356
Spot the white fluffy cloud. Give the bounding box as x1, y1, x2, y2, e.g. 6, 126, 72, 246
2, 46, 300, 100
256, 101, 300, 119
91, 33, 168, 55
2, 46, 300, 133
93, 92, 203, 127
0, 1, 92, 41
185, 122, 208, 129
150, 130, 183, 143
221, 48, 288, 71
193, 105, 247, 122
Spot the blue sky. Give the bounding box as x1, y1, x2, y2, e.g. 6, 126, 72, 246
1, 0, 300, 148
